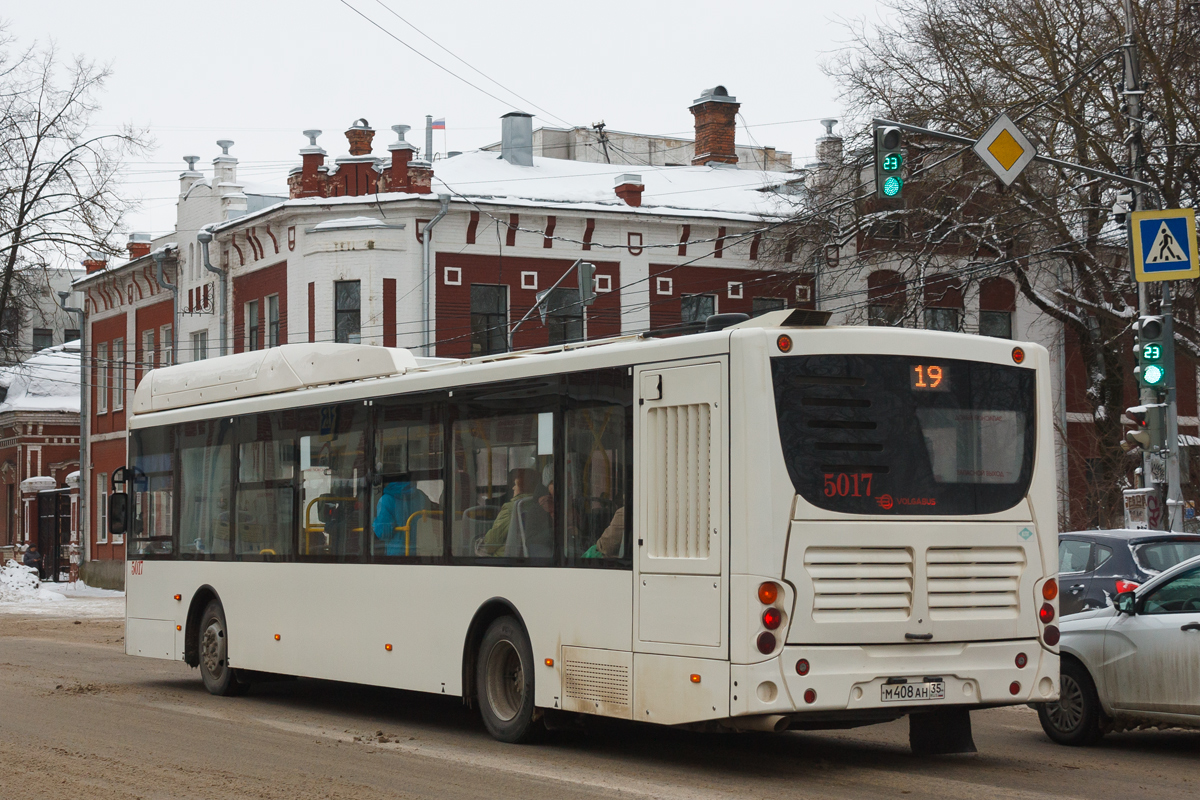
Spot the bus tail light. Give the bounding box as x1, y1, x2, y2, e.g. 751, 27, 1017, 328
1015, 652, 1027, 669
762, 608, 782, 630
1009, 682, 1021, 696
1116, 579, 1140, 594
795, 658, 810, 676
1042, 625, 1060, 646
756, 632, 776, 654
1039, 603, 1055, 624
758, 582, 778, 605
1042, 578, 1057, 601
803, 688, 816, 704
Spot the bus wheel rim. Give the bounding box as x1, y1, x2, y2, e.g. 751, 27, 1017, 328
201, 620, 227, 679
485, 640, 524, 722
1047, 674, 1084, 731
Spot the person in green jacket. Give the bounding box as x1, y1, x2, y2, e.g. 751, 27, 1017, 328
476, 468, 539, 556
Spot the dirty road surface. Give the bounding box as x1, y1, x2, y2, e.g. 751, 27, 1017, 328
2, 613, 1197, 800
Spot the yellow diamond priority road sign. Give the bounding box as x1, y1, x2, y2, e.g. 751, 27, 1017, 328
973, 113, 1037, 186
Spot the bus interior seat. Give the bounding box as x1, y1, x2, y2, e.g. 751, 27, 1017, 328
508, 498, 552, 559
461, 505, 499, 553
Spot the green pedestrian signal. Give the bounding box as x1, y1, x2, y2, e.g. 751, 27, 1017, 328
875, 126, 904, 200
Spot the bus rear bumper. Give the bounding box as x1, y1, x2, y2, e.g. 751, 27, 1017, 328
730, 640, 1058, 718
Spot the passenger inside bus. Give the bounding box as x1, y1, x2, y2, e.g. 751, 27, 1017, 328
373, 477, 434, 556
476, 467, 540, 555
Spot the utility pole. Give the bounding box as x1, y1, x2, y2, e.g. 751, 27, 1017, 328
1122, 0, 1158, 493
1161, 284, 1185, 529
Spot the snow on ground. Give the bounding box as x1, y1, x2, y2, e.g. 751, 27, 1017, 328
0, 560, 124, 618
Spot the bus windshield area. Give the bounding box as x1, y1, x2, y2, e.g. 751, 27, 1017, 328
772, 354, 1036, 515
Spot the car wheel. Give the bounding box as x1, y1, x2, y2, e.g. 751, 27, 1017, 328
1037, 658, 1103, 746
476, 615, 540, 743
198, 600, 249, 697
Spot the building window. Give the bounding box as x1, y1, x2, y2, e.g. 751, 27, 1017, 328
192, 330, 208, 361
681, 294, 716, 325
161, 325, 173, 366
32, 328, 52, 351
96, 341, 108, 414
247, 299, 260, 351
0, 307, 20, 348
751, 297, 786, 317
142, 329, 156, 371
470, 284, 508, 356
335, 281, 361, 343
545, 287, 583, 345
96, 473, 108, 545
979, 310, 1013, 339
267, 294, 280, 347
924, 307, 960, 332
65, 328, 80, 343
867, 270, 905, 327
112, 337, 124, 410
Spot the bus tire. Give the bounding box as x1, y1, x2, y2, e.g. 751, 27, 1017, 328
1037, 658, 1103, 746
198, 600, 249, 697
477, 615, 539, 743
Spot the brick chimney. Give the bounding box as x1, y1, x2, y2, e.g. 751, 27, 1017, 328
614, 174, 644, 207
407, 157, 433, 194
387, 124, 417, 192
345, 118, 375, 155
293, 129, 327, 199
126, 233, 152, 260
690, 86, 740, 166
82, 250, 107, 274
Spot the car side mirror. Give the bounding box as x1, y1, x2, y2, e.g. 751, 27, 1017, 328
1115, 591, 1137, 615
108, 492, 130, 536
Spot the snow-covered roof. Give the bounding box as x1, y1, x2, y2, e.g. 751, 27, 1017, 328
0, 342, 81, 415
213, 149, 803, 233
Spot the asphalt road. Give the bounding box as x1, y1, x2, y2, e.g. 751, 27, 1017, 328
2, 613, 1198, 800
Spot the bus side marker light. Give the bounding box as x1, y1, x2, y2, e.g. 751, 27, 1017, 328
1009, 681, 1021, 696
176, 625, 182, 631
777, 334, 793, 353
1015, 652, 1027, 669
795, 659, 810, 676
274, 634, 281, 641
762, 608, 782, 630
1012, 347, 1025, 364
545, 658, 554, 667
173, 594, 181, 601
757, 582, 778, 605
803, 689, 816, 704
385, 644, 393, 652
690, 674, 701, 684
1042, 578, 1057, 601
1039, 603, 1055, 624
1042, 625, 1060, 646
756, 632, 776, 654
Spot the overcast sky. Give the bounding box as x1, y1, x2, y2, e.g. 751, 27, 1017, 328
5, 0, 885, 239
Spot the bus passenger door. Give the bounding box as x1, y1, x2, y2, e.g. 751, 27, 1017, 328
634, 359, 727, 659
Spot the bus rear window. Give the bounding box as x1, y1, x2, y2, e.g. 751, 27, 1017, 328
771, 355, 1036, 515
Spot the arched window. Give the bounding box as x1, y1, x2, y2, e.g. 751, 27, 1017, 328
979, 277, 1016, 339
924, 274, 963, 332
867, 270, 906, 326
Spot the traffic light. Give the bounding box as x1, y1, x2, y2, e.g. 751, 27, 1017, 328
578, 261, 597, 307
1124, 404, 1166, 453
1135, 315, 1166, 388
875, 126, 903, 199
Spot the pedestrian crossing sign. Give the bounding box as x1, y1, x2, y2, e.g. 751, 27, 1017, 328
1132, 208, 1199, 283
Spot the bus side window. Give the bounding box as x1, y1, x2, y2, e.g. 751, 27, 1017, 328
296, 403, 366, 562
131, 425, 175, 557
564, 368, 633, 567
179, 419, 233, 558
236, 412, 297, 560
372, 400, 444, 560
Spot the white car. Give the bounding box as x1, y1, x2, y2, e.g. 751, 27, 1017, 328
1038, 553, 1200, 745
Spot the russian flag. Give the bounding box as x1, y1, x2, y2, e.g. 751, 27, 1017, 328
431, 118, 446, 130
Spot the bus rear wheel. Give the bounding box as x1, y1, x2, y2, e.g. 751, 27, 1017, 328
477, 616, 539, 743
198, 600, 249, 697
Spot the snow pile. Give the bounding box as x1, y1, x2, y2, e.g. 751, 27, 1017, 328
0, 559, 66, 603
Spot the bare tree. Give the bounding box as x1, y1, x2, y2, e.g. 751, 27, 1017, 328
0, 26, 145, 364
806, 0, 1200, 527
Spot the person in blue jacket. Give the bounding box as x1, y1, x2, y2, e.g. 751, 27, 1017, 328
372, 479, 431, 556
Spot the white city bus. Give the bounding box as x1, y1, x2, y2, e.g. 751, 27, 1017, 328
115, 310, 1060, 751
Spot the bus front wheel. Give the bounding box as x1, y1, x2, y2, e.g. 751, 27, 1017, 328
477, 616, 539, 743
198, 600, 249, 697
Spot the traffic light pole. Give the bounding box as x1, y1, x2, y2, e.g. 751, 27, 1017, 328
1161, 283, 1185, 530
